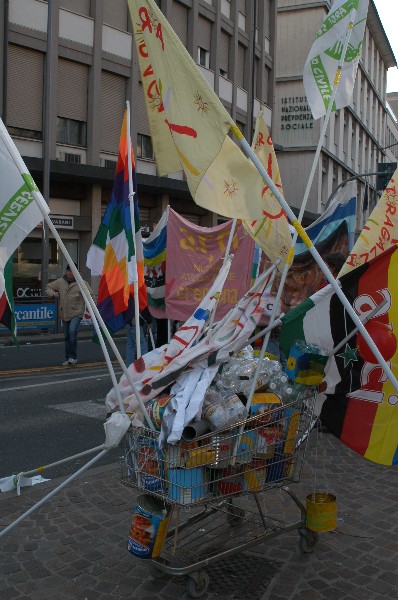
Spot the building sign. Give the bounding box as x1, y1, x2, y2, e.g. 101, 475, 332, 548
280, 96, 314, 131
36, 215, 74, 229
16, 286, 42, 298
0, 302, 57, 330
50, 215, 74, 228
14, 302, 57, 329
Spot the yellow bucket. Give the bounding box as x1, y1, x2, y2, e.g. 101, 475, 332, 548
306, 492, 337, 532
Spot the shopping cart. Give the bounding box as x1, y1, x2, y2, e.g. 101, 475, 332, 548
121, 389, 318, 598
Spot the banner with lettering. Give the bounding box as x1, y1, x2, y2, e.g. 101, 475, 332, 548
303, 0, 369, 120
242, 110, 291, 267
340, 168, 398, 276
165, 209, 254, 321
280, 245, 398, 466
0, 119, 50, 338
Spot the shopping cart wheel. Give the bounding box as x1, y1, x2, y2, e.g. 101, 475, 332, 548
298, 528, 319, 554
187, 570, 210, 598
226, 502, 245, 527
149, 563, 170, 580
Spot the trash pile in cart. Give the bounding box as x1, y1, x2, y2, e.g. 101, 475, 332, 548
121, 344, 319, 561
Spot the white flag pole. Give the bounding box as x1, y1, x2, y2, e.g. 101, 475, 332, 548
126, 100, 142, 359
206, 218, 237, 333
0, 120, 155, 430
231, 128, 398, 395
259, 8, 359, 376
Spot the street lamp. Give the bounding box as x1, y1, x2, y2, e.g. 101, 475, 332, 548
325, 170, 388, 209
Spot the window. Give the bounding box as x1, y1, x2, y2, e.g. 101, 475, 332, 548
137, 134, 154, 160
7, 126, 42, 140
56, 117, 87, 146
198, 47, 210, 68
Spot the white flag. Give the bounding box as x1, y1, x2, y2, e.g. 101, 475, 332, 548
303, 0, 369, 120
0, 119, 49, 269
0, 119, 50, 335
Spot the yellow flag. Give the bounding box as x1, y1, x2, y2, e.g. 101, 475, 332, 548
242, 111, 291, 265
128, 0, 290, 231
339, 168, 398, 276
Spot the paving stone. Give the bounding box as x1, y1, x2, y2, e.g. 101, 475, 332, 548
0, 435, 397, 600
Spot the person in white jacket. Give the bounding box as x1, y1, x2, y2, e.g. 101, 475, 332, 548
46, 264, 93, 366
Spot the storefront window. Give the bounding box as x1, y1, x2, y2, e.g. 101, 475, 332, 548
12, 238, 78, 299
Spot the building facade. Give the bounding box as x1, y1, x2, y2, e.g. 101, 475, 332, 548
0, 0, 276, 296
0, 0, 396, 298
274, 0, 396, 227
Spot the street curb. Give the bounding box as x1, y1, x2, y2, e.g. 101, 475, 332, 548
0, 331, 127, 346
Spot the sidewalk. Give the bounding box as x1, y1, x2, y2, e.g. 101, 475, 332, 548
1, 431, 397, 600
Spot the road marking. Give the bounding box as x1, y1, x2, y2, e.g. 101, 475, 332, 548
0, 361, 116, 376
49, 400, 107, 420
0, 374, 111, 393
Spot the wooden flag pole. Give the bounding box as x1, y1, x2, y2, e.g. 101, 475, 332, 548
126, 100, 142, 359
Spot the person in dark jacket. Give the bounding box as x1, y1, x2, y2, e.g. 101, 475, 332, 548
125, 306, 153, 366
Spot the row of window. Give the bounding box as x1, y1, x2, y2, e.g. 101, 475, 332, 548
8, 117, 154, 161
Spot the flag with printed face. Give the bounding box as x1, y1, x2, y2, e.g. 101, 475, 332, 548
303, 0, 369, 120
242, 110, 291, 265
0, 119, 50, 338
86, 109, 147, 333
294, 179, 357, 257
340, 168, 398, 276
143, 207, 168, 318
280, 246, 398, 466
127, 0, 290, 266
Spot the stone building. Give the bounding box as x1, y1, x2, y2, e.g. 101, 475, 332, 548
274, 0, 396, 226
0, 0, 395, 296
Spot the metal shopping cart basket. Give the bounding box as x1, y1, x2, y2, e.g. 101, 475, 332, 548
121, 389, 318, 598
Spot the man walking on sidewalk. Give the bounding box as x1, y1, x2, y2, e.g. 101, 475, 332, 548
46, 264, 94, 366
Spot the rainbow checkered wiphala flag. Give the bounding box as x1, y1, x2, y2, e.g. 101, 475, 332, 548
86, 109, 147, 333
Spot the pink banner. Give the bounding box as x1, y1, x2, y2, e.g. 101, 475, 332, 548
166, 209, 254, 321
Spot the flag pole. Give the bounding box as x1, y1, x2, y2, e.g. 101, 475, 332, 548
126, 100, 142, 359
0, 122, 155, 430
206, 218, 237, 333
230, 129, 398, 395
256, 7, 358, 387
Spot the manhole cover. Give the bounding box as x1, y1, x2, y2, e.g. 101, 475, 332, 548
207, 552, 281, 599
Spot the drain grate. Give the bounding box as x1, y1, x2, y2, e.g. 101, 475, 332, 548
206, 552, 281, 599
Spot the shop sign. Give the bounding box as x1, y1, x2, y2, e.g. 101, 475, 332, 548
13, 302, 57, 329
36, 215, 74, 229
16, 286, 42, 298
50, 215, 74, 229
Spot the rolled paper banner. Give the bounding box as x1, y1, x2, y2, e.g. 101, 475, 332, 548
182, 420, 211, 441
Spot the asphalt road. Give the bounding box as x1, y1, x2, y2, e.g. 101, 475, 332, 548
0, 333, 127, 370
0, 337, 127, 480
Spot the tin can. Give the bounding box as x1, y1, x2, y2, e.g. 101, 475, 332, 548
243, 459, 267, 492
210, 433, 233, 469
145, 394, 174, 431
204, 403, 230, 430
137, 438, 165, 492
225, 394, 246, 422
216, 466, 243, 495
235, 430, 256, 464
168, 467, 206, 504
128, 494, 170, 559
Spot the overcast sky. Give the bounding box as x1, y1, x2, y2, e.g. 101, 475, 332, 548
373, 0, 398, 93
